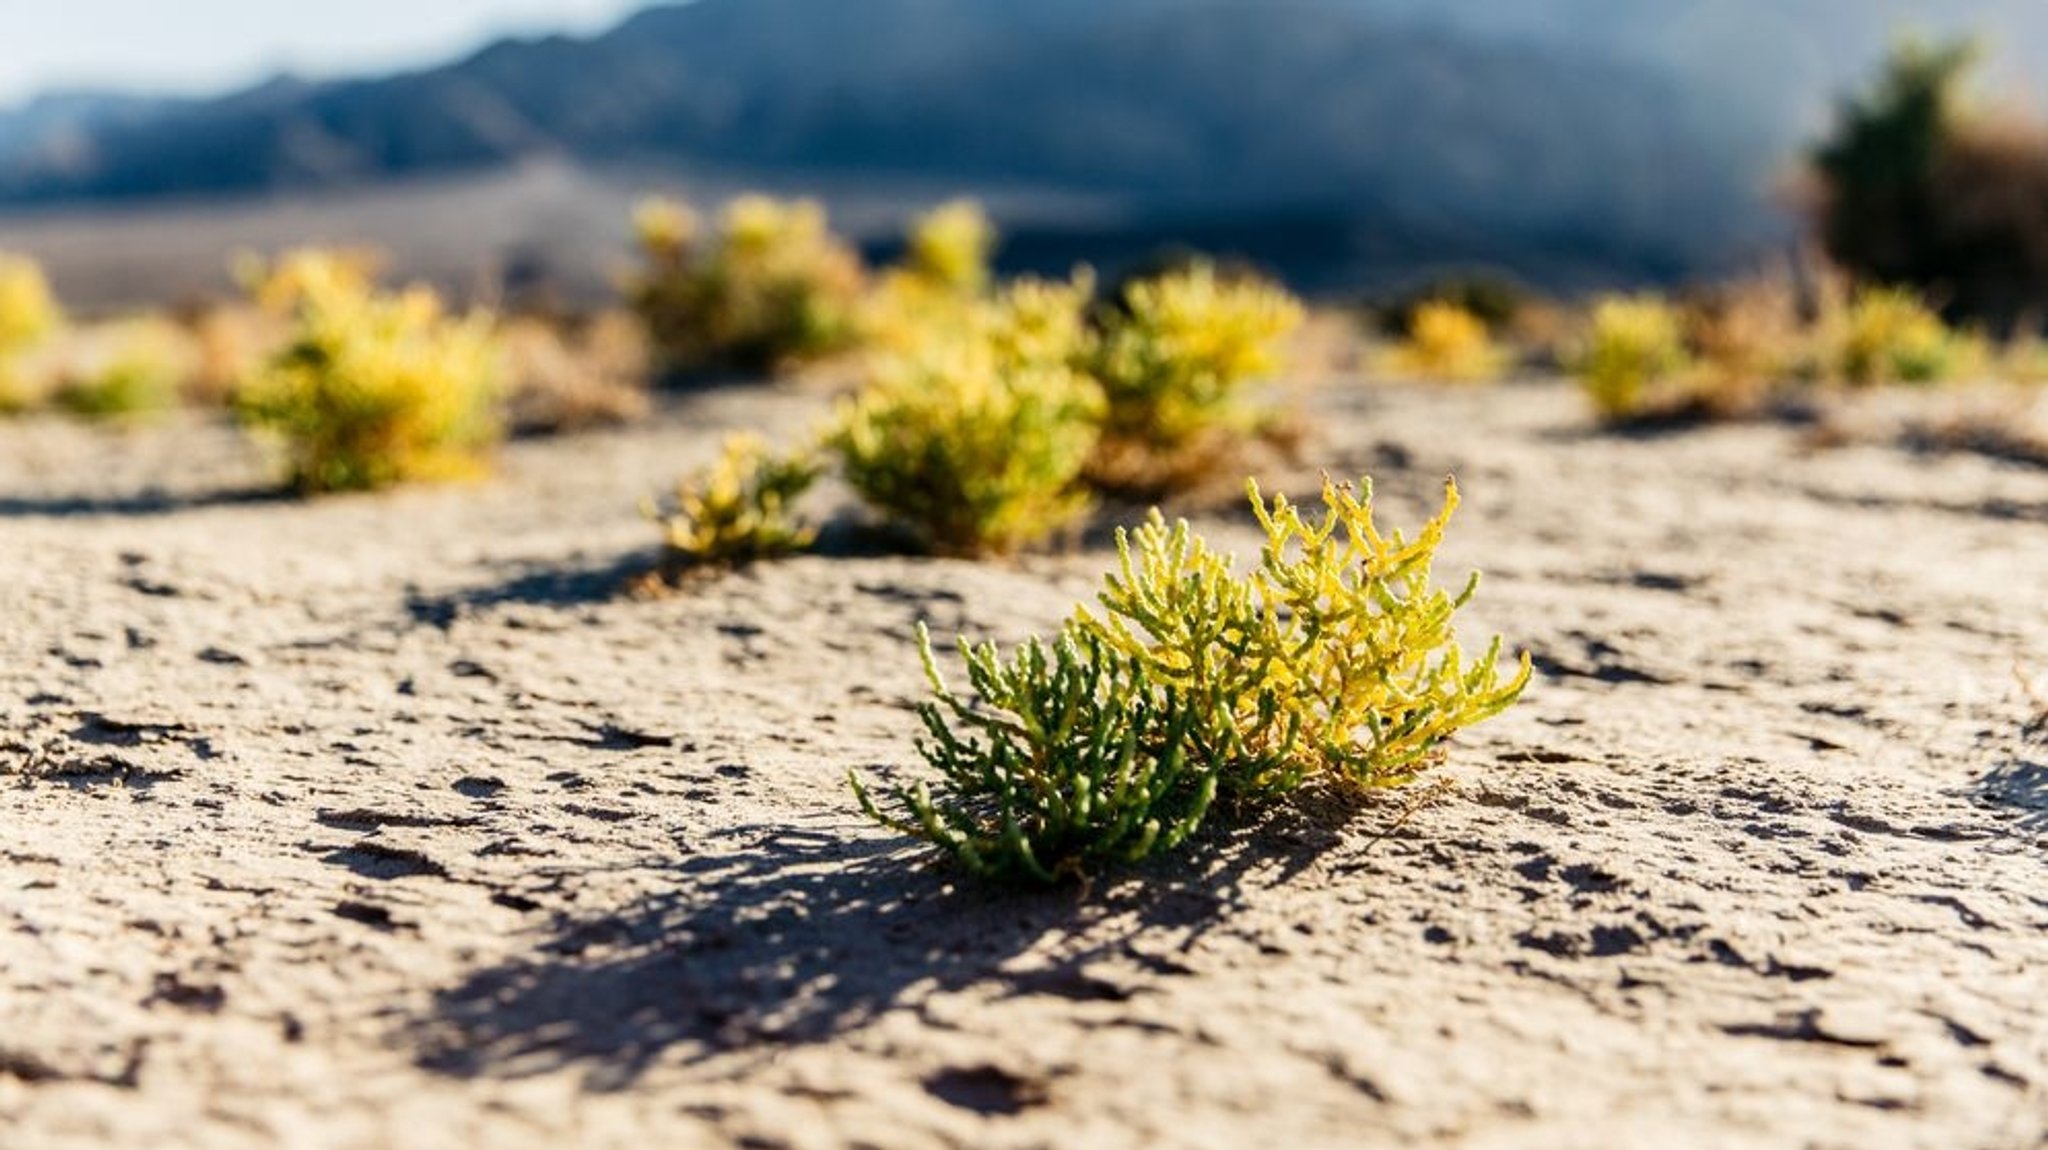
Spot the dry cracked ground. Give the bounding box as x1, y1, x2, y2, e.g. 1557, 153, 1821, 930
1, 379, 2044, 1149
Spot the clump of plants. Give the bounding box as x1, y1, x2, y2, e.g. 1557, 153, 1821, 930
628, 195, 866, 376
829, 280, 1106, 557
235, 249, 502, 494
0, 253, 63, 412
903, 199, 997, 297
1087, 261, 1305, 494
854, 474, 1530, 884
1383, 299, 1509, 383
645, 432, 823, 579
1571, 295, 1693, 423
1827, 286, 1975, 385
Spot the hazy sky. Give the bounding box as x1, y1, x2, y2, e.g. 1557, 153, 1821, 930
0, 0, 648, 104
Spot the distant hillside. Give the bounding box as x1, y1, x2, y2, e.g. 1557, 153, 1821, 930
6, 0, 2044, 291
0, 0, 1788, 287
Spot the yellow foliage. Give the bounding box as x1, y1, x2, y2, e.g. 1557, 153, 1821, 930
630, 195, 866, 374
646, 432, 822, 575
855, 474, 1528, 884
1384, 300, 1508, 382
1090, 262, 1305, 492
1828, 286, 1974, 385
904, 199, 996, 296
235, 250, 501, 493
1572, 295, 1691, 422
0, 253, 63, 412
830, 300, 1105, 556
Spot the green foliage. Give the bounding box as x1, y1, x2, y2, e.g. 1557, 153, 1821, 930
1812, 38, 1979, 291
235, 250, 501, 494
1383, 300, 1509, 383
629, 195, 866, 375
856, 475, 1529, 884
852, 625, 1216, 884
1572, 295, 1692, 422
1829, 286, 1972, 385
647, 432, 822, 574
1088, 262, 1304, 493
830, 279, 1105, 557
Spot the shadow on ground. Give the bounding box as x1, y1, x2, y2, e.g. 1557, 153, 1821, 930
410, 790, 1382, 1091
403, 552, 662, 626
1981, 711, 2048, 831
0, 485, 290, 519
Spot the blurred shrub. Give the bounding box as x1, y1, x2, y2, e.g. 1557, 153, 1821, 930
0, 254, 63, 412
1572, 295, 1691, 422
646, 432, 821, 578
501, 313, 651, 435
235, 250, 501, 493
1383, 300, 1508, 383
854, 476, 1529, 884
1810, 38, 2048, 327
53, 317, 192, 420
1087, 261, 1304, 494
829, 295, 1104, 556
1681, 276, 1813, 418
629, 195, 865, 376
1381, 273, 1529, 339
904, 199, 996, 297
1828, 286, 1974, 385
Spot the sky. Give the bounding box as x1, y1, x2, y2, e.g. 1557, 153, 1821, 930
0, 0, 648, 105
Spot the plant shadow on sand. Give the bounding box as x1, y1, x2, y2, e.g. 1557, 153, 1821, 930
410, 786, 1394, 1092
0, 484, 291, 519
402, 552, 664, 626
1980, 712, 2048, 832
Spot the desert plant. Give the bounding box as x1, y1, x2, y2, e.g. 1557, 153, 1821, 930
1828, 286, 1973, 385
853, 625, 1215, 884
855, 474, 1529, 883
0, 254, 63, 412
904, 199, 997, 297
646, 432, 822, 575
1382, 273, 1529, 337
1572, 295, 1692, 422
629, 195, 865, 375
1088, 261, 1304, 493
829, 324, 1104, 557
1083, 477, 1530, 791
235, 251, 501, 493
1383, 300, 1509, 383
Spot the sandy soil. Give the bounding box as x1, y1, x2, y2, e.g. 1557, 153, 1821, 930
2, 379, 2044, 1150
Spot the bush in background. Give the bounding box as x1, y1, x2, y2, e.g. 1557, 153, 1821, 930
629, 196, 866, 376
0, 254, 63, 412
1383, 300, 1509, 383
235, 250, 501, 494
1571, 295, 1692, 423
645, 432, 822, 578
829, 283, 1105, 557
1087, 261, 1304, 494
1827, 286, 1976, 385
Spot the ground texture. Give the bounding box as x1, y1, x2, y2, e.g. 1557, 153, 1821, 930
2, 380, 2045, 1149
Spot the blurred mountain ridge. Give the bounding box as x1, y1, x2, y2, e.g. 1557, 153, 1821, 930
2, 0, 2044, 285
